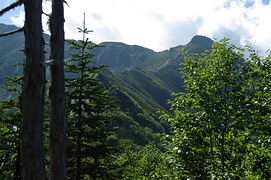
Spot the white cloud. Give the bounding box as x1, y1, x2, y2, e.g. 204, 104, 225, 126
10, 11, 25, 27
59, 0, 230, 50
197, 0, 271, 54
7, 0, 271, 54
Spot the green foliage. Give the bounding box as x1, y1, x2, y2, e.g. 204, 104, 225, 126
65, 27, 120, 179
98, 68, 169, 146
160, 39, 271, 179
0, 24, 212, 148
0, 74, 22, 179
114, 142, 166, 179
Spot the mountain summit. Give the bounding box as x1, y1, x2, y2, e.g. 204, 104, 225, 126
189, 35, 213, 48
0, 24, 214, 144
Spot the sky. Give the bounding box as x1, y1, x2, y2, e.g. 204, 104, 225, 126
0, 0, 271, 54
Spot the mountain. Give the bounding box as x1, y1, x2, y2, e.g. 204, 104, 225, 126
91, 35, 213, 73
0, 23, 213, 145
0, 24, 24, 80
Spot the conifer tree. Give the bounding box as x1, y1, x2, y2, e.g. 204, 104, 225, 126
1, 0, 47, 178
1, 1, 67, 179
21, 0, 47, 178
65, 16, 119, 179
49, 0, 67, 179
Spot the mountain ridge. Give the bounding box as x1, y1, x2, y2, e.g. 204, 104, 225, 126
0, 23, 213, 144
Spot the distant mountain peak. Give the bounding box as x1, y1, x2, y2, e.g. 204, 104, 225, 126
0, 23, 20, 34
189, 35, 213, 48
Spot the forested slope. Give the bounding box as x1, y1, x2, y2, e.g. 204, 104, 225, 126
0, 23, 212, 144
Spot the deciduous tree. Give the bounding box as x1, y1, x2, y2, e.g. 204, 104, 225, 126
160, 39, 271, 179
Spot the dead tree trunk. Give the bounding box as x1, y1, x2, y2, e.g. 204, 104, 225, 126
20, 0, 46, 179
49, 0, 67, 179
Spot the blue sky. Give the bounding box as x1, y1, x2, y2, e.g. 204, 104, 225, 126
1, 0, 271, 55
262, 0, 270, 5
0, 1, 23, 25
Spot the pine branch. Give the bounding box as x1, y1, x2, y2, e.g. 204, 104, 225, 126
0, 0, 23, 16
0, 27, 24, 37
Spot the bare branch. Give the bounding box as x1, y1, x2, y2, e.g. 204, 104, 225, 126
0, 0, 23, 16
64, 0, 70, 8
0, 27, 24, 37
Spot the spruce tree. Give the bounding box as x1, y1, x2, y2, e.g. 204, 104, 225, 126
65, 18, 119, 179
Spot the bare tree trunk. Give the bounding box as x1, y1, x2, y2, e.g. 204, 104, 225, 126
49, 0, 67, 179
20, 0, 46, 179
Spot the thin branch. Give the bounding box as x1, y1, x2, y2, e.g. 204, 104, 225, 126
0, 27, 24, 37
64, 0, 70, 8
0, 0, 23, 16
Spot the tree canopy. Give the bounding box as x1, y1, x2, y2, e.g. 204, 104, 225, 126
159, 39, 271, 179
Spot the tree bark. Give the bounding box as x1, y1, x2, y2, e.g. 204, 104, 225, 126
20, 0, 46, 179
49, 0, 67, 179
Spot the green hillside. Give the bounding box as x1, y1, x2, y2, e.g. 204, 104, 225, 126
91, 35, 213, 73
0, 23, 213, 145
0, 24, 24, 81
